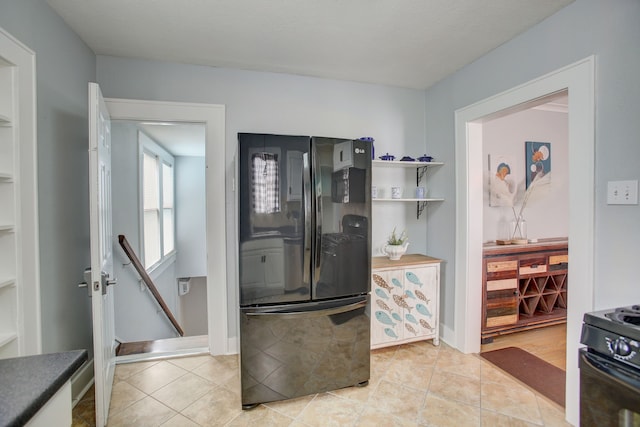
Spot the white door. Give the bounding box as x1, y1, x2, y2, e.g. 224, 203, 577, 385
88, 82, 116, 427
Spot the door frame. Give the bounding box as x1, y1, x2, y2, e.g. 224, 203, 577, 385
454, 56, 595, 425
104, 98, 228, 355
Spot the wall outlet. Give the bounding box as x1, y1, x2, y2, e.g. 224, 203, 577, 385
607, 180, 638, 205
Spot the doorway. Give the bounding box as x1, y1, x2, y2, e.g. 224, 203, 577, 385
110, 119, 209, 359
104, 98, 228, 357
454, 56, 595, 425
479, 91, 569, 369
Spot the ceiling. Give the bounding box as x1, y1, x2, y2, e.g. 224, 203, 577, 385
137, 122, 205, 157
46, 0, 573, 90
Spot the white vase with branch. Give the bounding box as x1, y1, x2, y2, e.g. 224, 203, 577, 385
510, 174, 543, 244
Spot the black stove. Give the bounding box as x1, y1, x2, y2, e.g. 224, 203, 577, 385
581, 305, 640, 369
580, 306, 640, 425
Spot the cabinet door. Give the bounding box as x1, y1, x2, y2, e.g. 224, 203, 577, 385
239, 250, 265, 289
484, 259, 518, 328
371, 270, 404, 346
263, 248, 285, 291
403, 266, 438, 338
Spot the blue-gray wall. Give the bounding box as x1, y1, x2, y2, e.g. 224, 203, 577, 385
96, 57, 428, 339
0, 1, 95, 358
424, 0, 640, 329
3, 0, 639, 375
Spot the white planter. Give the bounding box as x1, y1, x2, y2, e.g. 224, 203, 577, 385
382, 243, 409, 260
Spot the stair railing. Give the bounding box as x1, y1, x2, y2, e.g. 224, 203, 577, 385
118, 234, 184, 337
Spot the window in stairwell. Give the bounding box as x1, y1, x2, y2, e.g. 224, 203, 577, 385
141, 131, 175, 269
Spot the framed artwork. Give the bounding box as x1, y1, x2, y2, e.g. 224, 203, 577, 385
489, 154, 517, 207
525, 141, 551, 189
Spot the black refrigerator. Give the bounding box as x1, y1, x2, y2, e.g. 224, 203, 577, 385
238, 133, 371, 408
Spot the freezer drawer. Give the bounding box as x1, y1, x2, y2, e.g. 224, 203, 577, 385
239, 296, 370, 407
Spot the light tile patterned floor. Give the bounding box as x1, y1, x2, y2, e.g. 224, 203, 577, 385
73, 341, 571, 426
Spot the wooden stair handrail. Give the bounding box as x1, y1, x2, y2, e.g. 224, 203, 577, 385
118, 234, 184, 337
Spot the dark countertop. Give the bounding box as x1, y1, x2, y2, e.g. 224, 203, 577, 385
0, 350, 88, 427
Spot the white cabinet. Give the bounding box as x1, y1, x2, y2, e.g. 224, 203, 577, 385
239, 238, 285, 300
371, 160, 443, 219
371, 255, 441, 349
0, 30, 38, 359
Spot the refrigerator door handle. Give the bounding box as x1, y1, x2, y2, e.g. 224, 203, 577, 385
312, 144, 323, 278
245, 299, 367, 319
302, 152, 311, 286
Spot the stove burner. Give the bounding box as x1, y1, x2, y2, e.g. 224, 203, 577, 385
605, 306, 640, 326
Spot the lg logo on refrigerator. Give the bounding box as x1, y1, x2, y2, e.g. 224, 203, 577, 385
355, 148, 365, 154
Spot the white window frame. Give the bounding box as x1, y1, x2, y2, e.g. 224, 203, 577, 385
139, 130, 176, 272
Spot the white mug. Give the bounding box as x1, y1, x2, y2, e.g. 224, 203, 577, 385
391, 187, 402, 199
416, 187, 426, 199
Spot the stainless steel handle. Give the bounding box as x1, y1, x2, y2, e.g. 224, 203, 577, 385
100, 271, 116, 295
78, 268, 115, 296
312, 144, 323, 281
78, 267, 92, 297
302, 152, 311, 287
246, 299, 367, 319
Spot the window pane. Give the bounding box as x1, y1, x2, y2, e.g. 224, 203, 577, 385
144, 210, 161, 267
143, 153, 159, 210
162, 163, 174, 208
163, 208, 174, 255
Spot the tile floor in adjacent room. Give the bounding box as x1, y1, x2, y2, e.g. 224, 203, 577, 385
72, 340, 570, 427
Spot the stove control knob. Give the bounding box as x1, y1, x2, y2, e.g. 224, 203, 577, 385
612, 338, 633, 357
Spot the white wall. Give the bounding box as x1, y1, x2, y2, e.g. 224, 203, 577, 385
179, 276, 208, 336
111, 121, 182, 342
482, 108, 569, 242
96, 59, 428, 340
424, 0, 640, 331
0, 1, 95, 361
176, 156, 207, 277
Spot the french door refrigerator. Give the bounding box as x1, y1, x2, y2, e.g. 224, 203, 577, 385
238, 133, 371, 408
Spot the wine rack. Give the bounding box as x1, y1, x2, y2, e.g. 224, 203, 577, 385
482, 239, 568, 343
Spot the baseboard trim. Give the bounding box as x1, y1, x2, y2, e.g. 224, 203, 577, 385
70, 358, 94, 406
227, 337, 239, 355
440, 324, 455, 349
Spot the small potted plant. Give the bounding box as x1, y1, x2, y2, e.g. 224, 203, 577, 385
382, 227, 409, 260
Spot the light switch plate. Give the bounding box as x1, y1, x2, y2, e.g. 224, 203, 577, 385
607, 180, 639, 205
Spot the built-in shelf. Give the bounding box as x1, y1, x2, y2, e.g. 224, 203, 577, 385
0, 333, 18, 348
1, 25, 38, 360
0, 278, 15, 290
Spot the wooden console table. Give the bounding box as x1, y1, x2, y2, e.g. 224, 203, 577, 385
482, 238, 568, 343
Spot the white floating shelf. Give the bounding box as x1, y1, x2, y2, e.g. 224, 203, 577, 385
372, 160, 444, 167
373, 198, 444, 202
0, 114, 11, 125
0, 172, 13, 181
0, 225, 15, 232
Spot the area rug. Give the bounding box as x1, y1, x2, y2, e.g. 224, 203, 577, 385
480, 346, 565, 407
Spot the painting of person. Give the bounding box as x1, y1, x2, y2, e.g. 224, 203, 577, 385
490, 158, 517, 207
